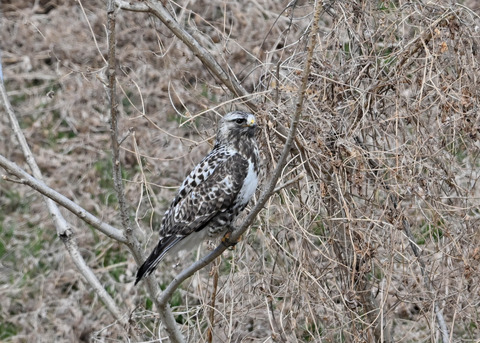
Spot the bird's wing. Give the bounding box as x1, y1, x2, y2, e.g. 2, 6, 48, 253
173, 146, 231, 204
135, 151, 248, 284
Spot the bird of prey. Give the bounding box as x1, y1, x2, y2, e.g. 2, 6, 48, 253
135, 111, 260, 285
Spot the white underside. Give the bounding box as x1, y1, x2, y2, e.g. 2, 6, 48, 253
237, 160, 258, 207
167, 229, 210, 257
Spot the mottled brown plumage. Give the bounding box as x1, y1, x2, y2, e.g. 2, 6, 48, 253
135, 111, 259, 284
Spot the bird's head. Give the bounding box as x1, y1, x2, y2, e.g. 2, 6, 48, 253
216, 111, 257, 146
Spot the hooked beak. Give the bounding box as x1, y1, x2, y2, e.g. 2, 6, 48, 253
245, 114, 257, 128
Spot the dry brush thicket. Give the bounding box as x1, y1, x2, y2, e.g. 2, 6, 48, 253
1, 0, 480, 342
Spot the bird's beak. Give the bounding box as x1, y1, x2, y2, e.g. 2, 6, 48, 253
246, 115, 256, 127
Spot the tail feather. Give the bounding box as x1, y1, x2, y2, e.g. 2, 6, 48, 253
134, 235, 183, 285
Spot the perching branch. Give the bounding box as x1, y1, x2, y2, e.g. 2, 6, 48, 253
114, 1, 321, 340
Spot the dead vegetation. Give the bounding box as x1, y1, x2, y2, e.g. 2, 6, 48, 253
1, 0, 480, 342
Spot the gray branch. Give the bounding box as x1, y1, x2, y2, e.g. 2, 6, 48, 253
0, 154, 127, 244
114, 0, 149, 12
107, 0, 133, 237
107, 1, 184, 341
143, 0, 256, 109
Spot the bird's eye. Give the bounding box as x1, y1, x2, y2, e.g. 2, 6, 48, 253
235, 118, 245, 124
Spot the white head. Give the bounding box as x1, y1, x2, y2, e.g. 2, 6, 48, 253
215, 111, 257, 147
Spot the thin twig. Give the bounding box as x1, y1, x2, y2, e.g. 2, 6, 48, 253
107, 0, 133, 238
402, 218, 450, 343
143, 0, 256, 111
272, 172, 305, 194
267, 245, 287, 342
206, 258, 220, 343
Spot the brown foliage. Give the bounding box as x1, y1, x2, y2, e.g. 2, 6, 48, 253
1, 0, 480, 342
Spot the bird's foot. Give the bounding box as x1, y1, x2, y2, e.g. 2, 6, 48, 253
221, 231, 242, 250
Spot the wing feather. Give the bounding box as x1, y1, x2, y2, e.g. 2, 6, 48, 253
171, 154, 248, 233
135, 151, 248, 284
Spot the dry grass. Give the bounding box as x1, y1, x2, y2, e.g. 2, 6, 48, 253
1, 0, 480, 342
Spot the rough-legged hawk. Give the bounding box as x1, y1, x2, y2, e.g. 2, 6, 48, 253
135, 111, 260, 284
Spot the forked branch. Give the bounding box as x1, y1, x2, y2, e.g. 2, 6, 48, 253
115, 0, 256, 111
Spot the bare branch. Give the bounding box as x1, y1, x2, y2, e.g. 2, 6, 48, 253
143, 0, 256, 110
206, 259, 220, 343
0, 154, 127, 243
61, 232, 127, 325
272, 171, 305, 194
107, 0, 134, 239
106, 1, 185, 341
114, 0, 149, 12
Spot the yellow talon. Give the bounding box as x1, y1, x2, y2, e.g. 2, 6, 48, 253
222, 232, 242, 249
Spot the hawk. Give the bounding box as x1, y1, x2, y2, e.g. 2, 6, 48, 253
135, 111, 260, 285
